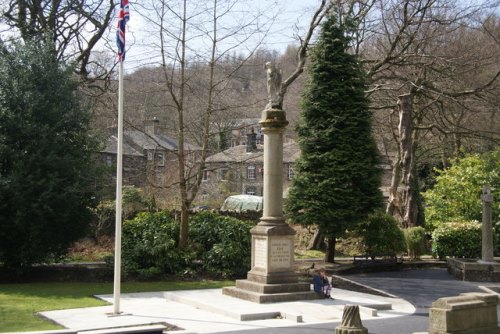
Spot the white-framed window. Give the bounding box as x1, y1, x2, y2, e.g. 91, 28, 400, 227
201, 192, 209, 202
147, 151, 153, 160
288, 164, 295, 180
155, 152, 165, 166
247, 165, 256, 179
202, 169, 209, 181
246, 186, 256, 195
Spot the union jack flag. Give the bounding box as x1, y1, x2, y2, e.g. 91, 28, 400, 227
116, 0, 130, 62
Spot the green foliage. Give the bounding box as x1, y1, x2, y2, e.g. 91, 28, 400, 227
285, 14, 383, 241
190, 212, 253, 278
0, 38, 99, 268
122, 210, 191, 279
91, 187, 157, 240
121, 210, 252, 279
404, 227, 427, 259
431, 221, 482, 259
423, 150, 500, 230
357, 212, 406, 257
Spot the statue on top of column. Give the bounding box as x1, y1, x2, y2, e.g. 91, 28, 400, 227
265, 62, 283, 110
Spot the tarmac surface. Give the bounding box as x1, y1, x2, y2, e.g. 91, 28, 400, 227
40, 268, 500, 334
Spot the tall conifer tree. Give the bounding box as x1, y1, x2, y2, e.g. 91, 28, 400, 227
286, 14, 383, 262
0, 39, 99, 268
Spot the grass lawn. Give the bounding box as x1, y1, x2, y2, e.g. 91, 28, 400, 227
0, 280, 234, 333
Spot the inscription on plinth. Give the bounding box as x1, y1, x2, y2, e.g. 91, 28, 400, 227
269, 238, 292, 269
254, 238, 267, 269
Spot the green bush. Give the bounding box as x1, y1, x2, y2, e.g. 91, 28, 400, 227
423, 149, 499, 231
190, 212, 253, 278
122, 210, 193, 279
404, 227, 427, 259
357, 211, 407, 258
121, 210, 252, 279
431, 221, 482, 259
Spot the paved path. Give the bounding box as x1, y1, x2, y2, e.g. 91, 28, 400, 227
41, 268, 498, 334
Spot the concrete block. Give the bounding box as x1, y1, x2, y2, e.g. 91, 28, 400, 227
428, 292, 500, 334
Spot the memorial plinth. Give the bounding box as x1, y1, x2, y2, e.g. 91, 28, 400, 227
223, 108, 317, 303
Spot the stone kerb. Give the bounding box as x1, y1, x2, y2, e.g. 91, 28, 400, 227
428, 292, 500, 334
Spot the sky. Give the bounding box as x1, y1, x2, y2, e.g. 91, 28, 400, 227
119, 0, 326, 72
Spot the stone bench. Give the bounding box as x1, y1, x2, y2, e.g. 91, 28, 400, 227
353, 254, 403, 264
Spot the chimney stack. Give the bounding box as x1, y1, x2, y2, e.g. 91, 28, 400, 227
144, 117, 160, 135
246, 128, 257, 152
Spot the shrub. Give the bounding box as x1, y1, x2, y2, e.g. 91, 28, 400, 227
431, 221, 481, 259
357, 211, 406, 258
122, 210, 193, 279
189, 212, 253, 278
121, 210, 252, 279
423, 149, 499, 231
404, 227, 427, 259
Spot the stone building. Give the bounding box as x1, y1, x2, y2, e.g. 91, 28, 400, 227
198, 132, 299, 206
199, 132, 395, 208
100, 119, 199, 206
227, 118, 263, 147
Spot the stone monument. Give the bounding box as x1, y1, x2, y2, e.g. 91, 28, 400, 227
222, 62, 317, 303
447, 185, 500, 281
479, 186, 494, 263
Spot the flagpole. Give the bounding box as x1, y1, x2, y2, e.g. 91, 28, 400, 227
113, 59, 124, 315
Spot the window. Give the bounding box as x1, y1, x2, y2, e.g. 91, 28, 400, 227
202, 170, 209, 181
147, 151, 153, 160
288, 164, 295, 180
155, 152, 165, 166
201, 192, 209, 202
246, 186, 256, 195
220, 168, 229, 181
106, 155, 113, 166
247, 165, 256, 179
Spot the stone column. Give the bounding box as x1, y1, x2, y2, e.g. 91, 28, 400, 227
222, 107, 317, 303
246, 108, 296, 285
480, 186, 494, 263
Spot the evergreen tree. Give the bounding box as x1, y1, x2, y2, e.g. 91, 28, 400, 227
285, 14, 383, 262
0, 38, 99, 268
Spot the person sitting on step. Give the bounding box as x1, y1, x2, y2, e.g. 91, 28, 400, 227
312, 268, 332, 298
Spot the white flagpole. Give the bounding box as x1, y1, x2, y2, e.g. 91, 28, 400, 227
113, 60, 124, 315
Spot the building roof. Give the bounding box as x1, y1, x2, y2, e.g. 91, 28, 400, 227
101, 129, 200, 156
206, 140, 300, 164
101, 135, 143, 156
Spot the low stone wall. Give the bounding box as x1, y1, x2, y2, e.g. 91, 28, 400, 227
0, 263, 113, 283
447, 258, 500, 282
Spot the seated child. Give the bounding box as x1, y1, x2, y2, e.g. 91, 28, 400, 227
312, 268, 332, 298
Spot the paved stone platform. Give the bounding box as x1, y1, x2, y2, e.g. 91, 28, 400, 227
40, 288, 415, 334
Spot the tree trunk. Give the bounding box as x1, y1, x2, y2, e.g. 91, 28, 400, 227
308, 228, 325, 251
386, 94, 420, 227
398, 94, 418, 228
386, 153, 402, 218
325, 237, 335, 263
177, 0, 188, 250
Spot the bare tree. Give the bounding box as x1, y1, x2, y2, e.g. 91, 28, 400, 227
349, 0, 500, 227
1, 0, 116, 80
129, 0, 336, 249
